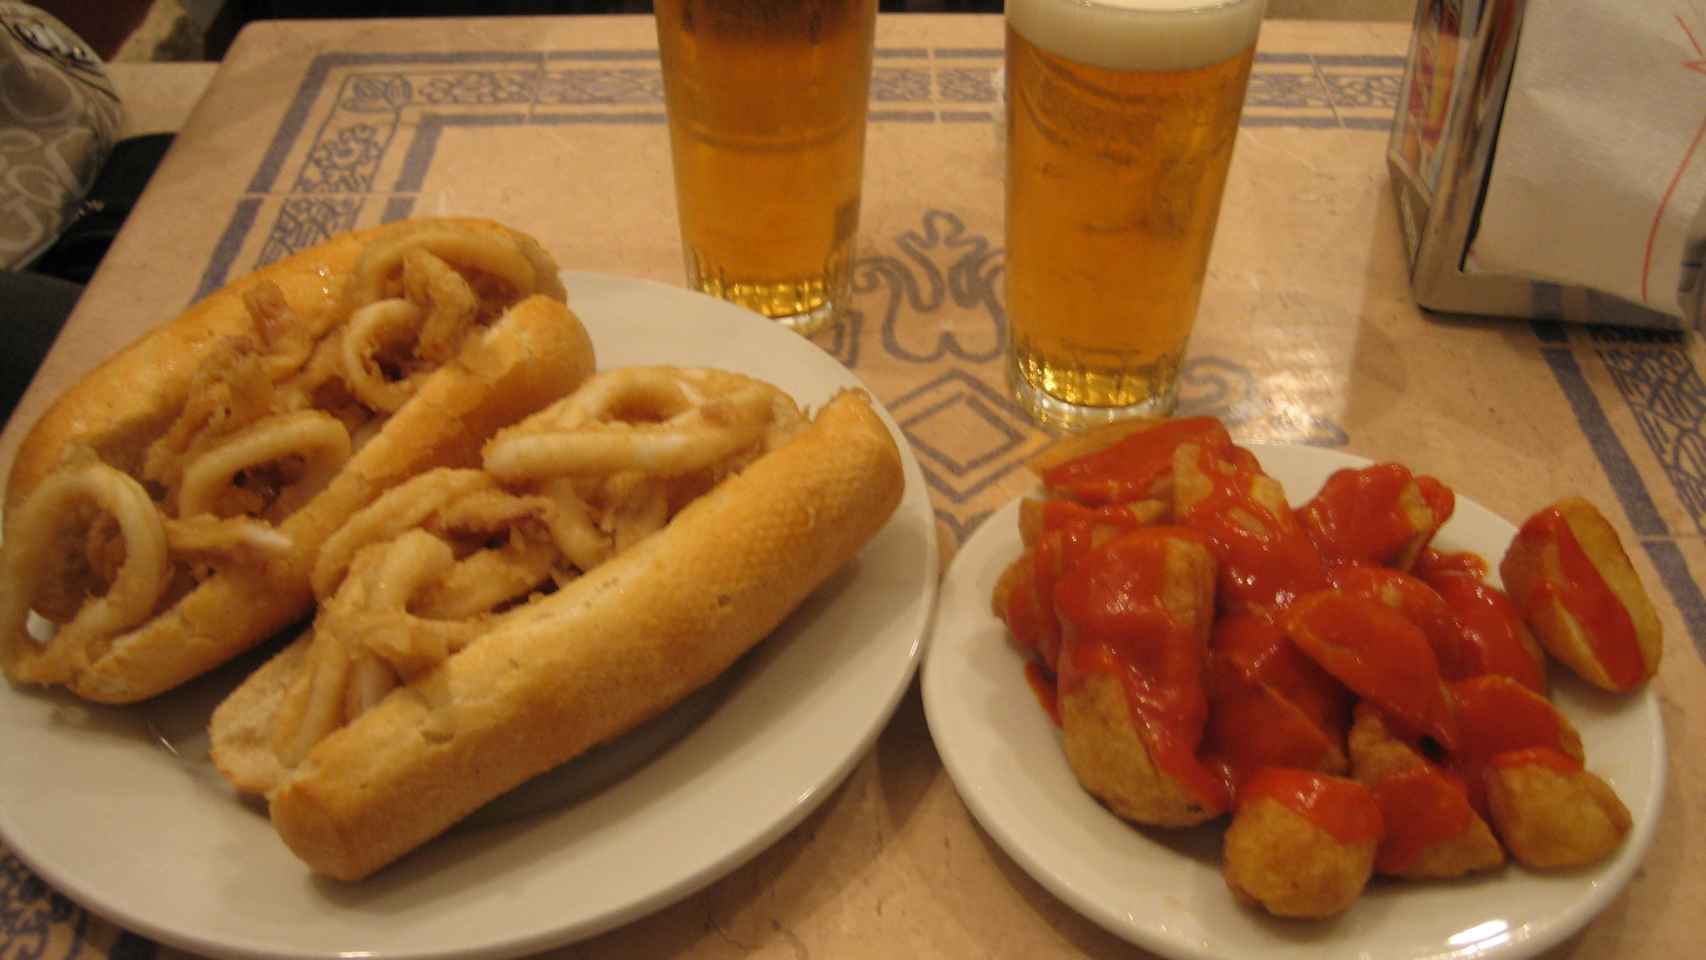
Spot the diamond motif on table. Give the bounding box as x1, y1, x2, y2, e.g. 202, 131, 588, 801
888, 368, 1053, 507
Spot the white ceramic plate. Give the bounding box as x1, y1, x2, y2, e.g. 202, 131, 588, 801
0, 272, 939, 960
924, 443, 1664, 960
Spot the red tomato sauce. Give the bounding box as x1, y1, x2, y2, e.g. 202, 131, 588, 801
1205, 683, 1341, 793
1176, 444, 1329, 614
1238, 768, 1385, 845
1284, 591, 1460, 752
1297, 464, 1449, 568
1416, 548, 1487, 581
1329, 566, 1469, 682
1368, 766, 1476, 874
1489, 745, 1585, 774
1448, 675, 1571, 813
1208, 611, 1350, 736
1042, 416, 1231, 506
1418, 564, 1547, 694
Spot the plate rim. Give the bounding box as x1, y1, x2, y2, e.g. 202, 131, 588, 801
0, 271, 941, 960
923, 442, 1666, 960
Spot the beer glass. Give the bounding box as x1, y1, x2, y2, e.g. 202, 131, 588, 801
653, 0, 879, 336
1004, 0, 1263, 428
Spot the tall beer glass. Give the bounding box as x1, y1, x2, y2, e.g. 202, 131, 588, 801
1005, 0, 1262, 428
654, 0, 878, 336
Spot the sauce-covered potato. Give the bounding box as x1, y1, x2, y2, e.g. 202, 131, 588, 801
1296, 463, 1453, 571
1347, 704, 1505, 880
1414, 549, 1549, 694
1056, 527, 1227, 826
1222, 769, 1383, 919
1500, 498, 1661, 692
1484, 747, 1632, 869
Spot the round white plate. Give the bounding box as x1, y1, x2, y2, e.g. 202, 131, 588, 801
0, 272, 939, 960
924, 443, 1664, 960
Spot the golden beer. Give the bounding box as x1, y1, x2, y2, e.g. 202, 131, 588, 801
654, 0, 878, 335
1005, 0, 1261, 427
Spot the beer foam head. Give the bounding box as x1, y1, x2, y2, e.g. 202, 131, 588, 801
1008, 0, 1265, 72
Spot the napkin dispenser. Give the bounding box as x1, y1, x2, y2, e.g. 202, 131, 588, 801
1387, 0, 1697, 330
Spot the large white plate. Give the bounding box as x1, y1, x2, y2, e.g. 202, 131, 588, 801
924, 443, 1664, 960
0, 272, 939, 960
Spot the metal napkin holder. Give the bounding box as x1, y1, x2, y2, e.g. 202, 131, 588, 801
1386, 0, 1680, 330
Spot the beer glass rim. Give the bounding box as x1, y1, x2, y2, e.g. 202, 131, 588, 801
1008, 0, 1264, 73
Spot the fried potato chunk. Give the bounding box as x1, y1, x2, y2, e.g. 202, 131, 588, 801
1031, 416, 1232, 507
1173, 441, 1329, 616
1056, 528, 1227, 826
1414, 550, 1549, 695
1285, 591, 1459, 753
1062, 670, 1225, 827
1499, 498, 1661, 692
1484, 748, 1631, 869
1347, 705, 1505, 880
1222, 769, 1382, 919
1204, 612, 1351, 787
1449, 674, 1583, 816
1296, 464, 1453, 571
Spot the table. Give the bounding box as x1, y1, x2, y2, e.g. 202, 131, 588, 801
3, 13, 1701, 960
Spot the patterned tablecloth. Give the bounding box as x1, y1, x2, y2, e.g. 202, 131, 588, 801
2, 13, 1702, 960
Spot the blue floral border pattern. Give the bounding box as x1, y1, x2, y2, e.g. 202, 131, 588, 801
194, 47, 1404, 297
0, 854, 156, 960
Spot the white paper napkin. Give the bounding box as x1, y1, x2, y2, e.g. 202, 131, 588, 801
1466, 3, 1706, 322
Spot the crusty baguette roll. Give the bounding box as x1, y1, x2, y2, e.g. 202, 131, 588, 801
0, 218, 595, 702
212, 389, 904, 880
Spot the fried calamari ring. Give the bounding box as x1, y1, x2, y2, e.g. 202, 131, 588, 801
274, 531, 486, 766
343, 653, 398, 730
484, 378, 776, 480
162, 515, 295, 567
177, 410, 353, 520
552, 365, 699, 429
413, 533, 558, 620
267, 320, 357, 415
402, 247, 479, 363
336, 531, 479, 674
408, 486, 564, 617
345, 225, 542, 311
142, 338, 277, 493
532, 477, 613, 572
272, 613, 355, 769
311, 469, 497, 598
482, 419, 765, 480
316, 468, 564, 619
605, 472, 671, 554
0, 459, 170, 681
431, 485, 548, 536
340, 297, 426, 414
242, 280, 318, 382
